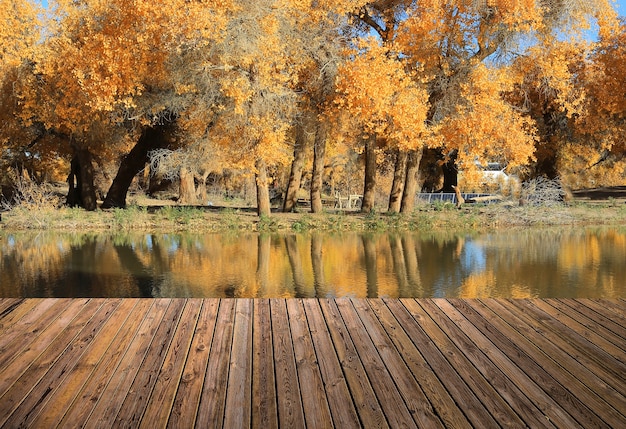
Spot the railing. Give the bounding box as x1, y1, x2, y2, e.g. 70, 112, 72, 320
416, 193, 497, 205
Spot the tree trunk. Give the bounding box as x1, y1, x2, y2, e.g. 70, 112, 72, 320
440, 149, 459, 193
361, 135, 377, 213
256, 158, 271, 217
310, 122, 326, 213
196, 172, 209, 204
400, 148, 423, 213
283, 138, 307, 212
66, 148, 97, 211
102, 124, 174, 209
388, 149, 407, 213
178, 167, 197, 205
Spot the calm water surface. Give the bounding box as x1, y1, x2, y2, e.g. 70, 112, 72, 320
1, 228, 624, 298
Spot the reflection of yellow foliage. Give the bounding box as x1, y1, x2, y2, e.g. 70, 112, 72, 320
459, 271, 497, 299
557, 233, 600, 270
459, 270, 537, 299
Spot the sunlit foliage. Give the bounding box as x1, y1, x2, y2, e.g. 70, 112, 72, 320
0, 0, 623, 212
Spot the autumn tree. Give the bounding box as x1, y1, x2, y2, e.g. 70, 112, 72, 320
5, 0, 235, 210
566, 18, 626, 187
0, 0, 45, 187
372, 0, 617, 204
173, 0, 371, 216
332, 39, 429, 213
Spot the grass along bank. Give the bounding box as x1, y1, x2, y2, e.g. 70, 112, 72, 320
1, 200, 625, 233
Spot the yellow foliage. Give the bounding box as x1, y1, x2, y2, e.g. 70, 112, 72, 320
0, 0, 40, 70
333, 39, 429, 150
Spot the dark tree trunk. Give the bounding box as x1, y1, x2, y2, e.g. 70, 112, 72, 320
256, 158, 271, 217
310, 122, 326, 213
361, 136, 377, 213
102, 124, 174, 209
283, 136, 307, 212
388, 149, 407, 213
400, 148, 423, 213
66, 148, 97, 211
440, 149, 459, 193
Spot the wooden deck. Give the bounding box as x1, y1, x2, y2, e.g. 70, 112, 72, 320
0, 298, 624, 428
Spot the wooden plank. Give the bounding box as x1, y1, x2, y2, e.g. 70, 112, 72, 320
30, 299, 139, 428
0, 298, 623, 428
385, 299, 496, 427
450, 299, 615, 429
0, 299, 45, 333
535, 299, 626, 359
59, 299, 155, 428
353, 299, 445, 428
401, 299, 526, 427
2, 299, 121, 428
545, 299, 626, 353
320, 299, 388, 428
114, 299, 187, 427
84, 299, 171, 427
509, 300, 626, 395
0, 299, 104, 427
302, 299, 360, 428
167, 299, 219, 428
561, 299, 626, 342
287, 299, 333, 428
195, 299, 236, 428
251, 299, 278, 429
369, 300, 471, 429
482, 299, 626, 417
420, 299, 561, 428
431, 299, 582, 428
335, 299, 418, 428
140, 299, 203, 429
0, 298, 68, 369
594, 299, 626, 320
270, 298, 306, 428
0, 298, 23, 322
223, 299, 253, 428
0, 299, 90, 397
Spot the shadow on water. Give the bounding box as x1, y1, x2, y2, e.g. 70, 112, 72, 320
1, 227, 625, 298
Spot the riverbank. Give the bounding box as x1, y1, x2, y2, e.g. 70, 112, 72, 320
1, 199, 625, 233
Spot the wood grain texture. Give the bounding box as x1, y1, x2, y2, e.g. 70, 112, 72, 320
0, 298, 623, 428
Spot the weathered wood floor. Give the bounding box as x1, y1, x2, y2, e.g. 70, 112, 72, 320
0, 298, 624, 428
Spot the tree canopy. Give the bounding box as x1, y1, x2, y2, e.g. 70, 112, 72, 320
1, 0, 623, 213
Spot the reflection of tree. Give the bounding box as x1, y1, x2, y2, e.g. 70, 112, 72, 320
390, 235, 408, 297
255, 234, 269, 297
311, 233, 327, 298
2, 228, 625, 298
391, 234, 424, 298
113, 243, 154, 297
361, 234, 378, 298
66, 236, 103, 296
284, 235, 313, 298
402, 235, 424, 296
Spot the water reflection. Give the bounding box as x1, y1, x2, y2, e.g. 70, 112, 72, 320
1, 227, 624, 298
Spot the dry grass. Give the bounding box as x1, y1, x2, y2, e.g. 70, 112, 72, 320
1, 176, 624, 232
1, 200, 624, 233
